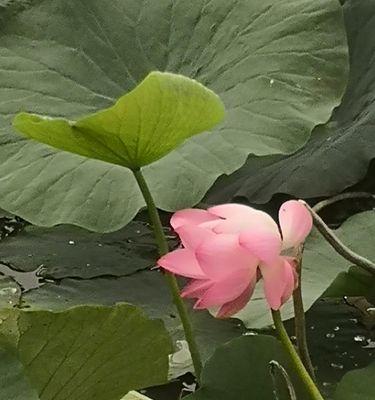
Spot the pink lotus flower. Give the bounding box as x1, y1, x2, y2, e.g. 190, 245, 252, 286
157, 200, 312, 318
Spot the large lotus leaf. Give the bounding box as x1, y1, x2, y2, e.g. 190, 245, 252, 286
334, 362, 375, 400
205, 0, 375, 205
324, 265, 375, 302
0, 219, 244, 362
0, 275, 21, 308
20, 271, 245, 363
0, 221, 159, 279
0, 348, 39, 399
13, 72, 224, 169
186, 335, 308, 400
235, 211, 375, 328
122, 392, 152, 400
0, 0, 347, 232
0, 304, 173, 400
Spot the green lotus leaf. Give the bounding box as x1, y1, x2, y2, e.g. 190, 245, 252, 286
0, 348, 39, 399
205, 0, 374, 206
334, 362, 375, 400
186, 335, 308, 400
0, 0, 348, 231
13, 71, 224, 169
0, 304, 172, 400
0, 220, 244, 367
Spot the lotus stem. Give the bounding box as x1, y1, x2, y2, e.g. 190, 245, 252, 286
301, 201, 375, 276
269, 360, 297, 400
292, 245, 316, 380
133, 168, 203, 383
271, 310, 325, 400
313, 192, 375, 213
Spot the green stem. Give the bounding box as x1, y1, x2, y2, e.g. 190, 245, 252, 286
271, 310, 324, 400
293, 284, 316, 380
133, 169, 203, 383
292, 246, 316, 380
302, 201, 375, 276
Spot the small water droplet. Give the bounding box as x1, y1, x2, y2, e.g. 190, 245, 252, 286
242, 331, 258, 336
310, 325, 315, 330
317, 77, 322, 81
270, 79, 275, 86
354, 335, 366, 342
349, 318, 358, 323
86, 263, 91, 267
182, 382, 196, 393
322, 382, 332, 387
330, 363, 343, 370
334, 326, 340, 331
326, 333, 335, 339
68, 240, 75, 245
136, 230, 141, 234
290, 335, 297, 342
98, 243, 103, 247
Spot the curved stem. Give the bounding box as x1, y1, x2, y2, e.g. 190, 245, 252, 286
271, 310, 324, 400
301, 201, 375, 276
292, 246, 316, 380
269, 360, 297, 400
133, 169, 203, 383
313, 192, 375, 214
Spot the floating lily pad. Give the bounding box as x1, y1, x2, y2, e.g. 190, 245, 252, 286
0, 221, 159, 279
